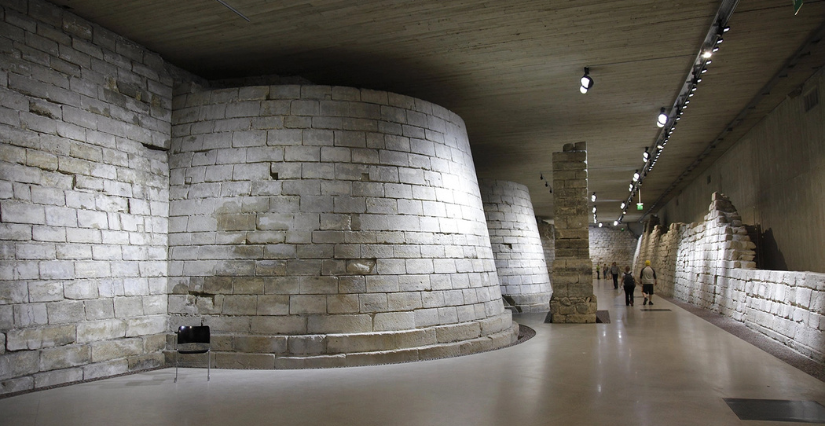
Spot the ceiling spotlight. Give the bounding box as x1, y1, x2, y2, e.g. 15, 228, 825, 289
620, 202, 626, 209
712, 46, 720, 53
685, 99, 691, 105
540, 173, 544, 180
613, 220, 619, 226
718, 22, 730, 35
702, 50, 713, 59
545, 181, 549, 187
580, 67, 594, 94
598, 222, 603, 228
629, 183, 634, 191
716, 37, 723, 45
701, 67, 708, 74
657, 144, 664, 150
592, 207, 597, 213
591, 193, 596, 202
643, 147, 650, 162
657, 107, 668, 128
706, 59, 712, 65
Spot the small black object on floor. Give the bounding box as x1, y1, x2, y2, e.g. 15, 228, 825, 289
724, 398, 825, 423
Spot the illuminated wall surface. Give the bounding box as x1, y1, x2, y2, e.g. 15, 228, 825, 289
0, 0, 516, 394
167, 85, 517, 368
479, 179, 552, 312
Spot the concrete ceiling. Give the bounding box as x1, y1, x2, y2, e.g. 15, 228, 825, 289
49, 0, 825, 224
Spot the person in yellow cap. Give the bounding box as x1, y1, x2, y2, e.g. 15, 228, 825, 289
639, 260, 657, 305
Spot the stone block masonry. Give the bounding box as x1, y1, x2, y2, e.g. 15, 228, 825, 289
590, 228, 637, 277
479, 179, 551, 312
0, 0, 170, 395
167, 84, 517, 368
636, 193, 825, 364
546, 142, 596, 323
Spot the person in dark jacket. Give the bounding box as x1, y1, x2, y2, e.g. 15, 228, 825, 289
622, 266, 636, 306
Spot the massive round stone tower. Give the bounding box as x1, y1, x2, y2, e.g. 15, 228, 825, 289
479, 179, 552, 312
167, 85, 517, 368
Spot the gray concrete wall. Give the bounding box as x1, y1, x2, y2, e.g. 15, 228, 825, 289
636, 193, 825, 364
479, 179, 551, 312
659, 69, 825, 273
0, 0, 171, 394
167, 85, 516, 368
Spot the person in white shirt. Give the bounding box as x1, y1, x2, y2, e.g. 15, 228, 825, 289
639, 260, 657, 305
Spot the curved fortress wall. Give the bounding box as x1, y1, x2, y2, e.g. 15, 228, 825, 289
168, 85, 517, 368
479, 180, 552, 312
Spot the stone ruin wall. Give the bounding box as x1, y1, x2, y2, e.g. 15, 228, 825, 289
635, 193, 825, 363
479, 179, 551, 312
168, 85, 517, 369
537, 221, 554, 278
0, 0, 171, 395
0, 0, 520, 394
589, 227, 637, 278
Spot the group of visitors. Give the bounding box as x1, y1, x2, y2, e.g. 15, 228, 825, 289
598, 261, 657, 306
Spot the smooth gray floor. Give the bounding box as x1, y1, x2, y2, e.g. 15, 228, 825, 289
2, 279, 824, 426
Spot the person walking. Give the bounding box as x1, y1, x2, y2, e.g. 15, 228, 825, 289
610, 262, 620, 289
640, 260, 657, 305
603, 264, 609, 281
596, 265, 600, 280
622, 266, 636, 306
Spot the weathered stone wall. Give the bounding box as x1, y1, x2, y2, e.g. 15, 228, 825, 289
479, 179, 551, 312
590, 227, 637, 276
167, 85, 517, 368
537, 220, 554, 281
659, 69, 825, 273
547, 142, 596, 323
636, 193, 825, 363
0, 0, 171, 394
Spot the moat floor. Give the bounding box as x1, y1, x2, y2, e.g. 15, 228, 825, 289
2, 279, 824, 426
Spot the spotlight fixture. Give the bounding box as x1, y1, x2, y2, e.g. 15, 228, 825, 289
580, 67, 594, 94
621, 202, 626, 209
633, 170, 640, 182
656, 107, 668, 128
643, 147, 650, 162
540, 173, 544, 180
629, 183, 634, 191
702, 50, 713, 59
712, 46, 720, 53
592, 207, 597, 213
657, 144, 664, 150
591, 193, 596, 202
598, 222, 603, 228
716, 37, 723, 45
718, 23, 730, 35
613, 220, 619, 226
706, 59, 712, 65
545, 181, 549, 187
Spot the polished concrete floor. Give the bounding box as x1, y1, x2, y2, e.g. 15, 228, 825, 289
2, 279, 824, 426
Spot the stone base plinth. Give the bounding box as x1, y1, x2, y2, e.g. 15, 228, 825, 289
545, 295, 597, 323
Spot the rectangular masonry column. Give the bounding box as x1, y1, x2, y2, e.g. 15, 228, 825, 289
546, 142, 597, 323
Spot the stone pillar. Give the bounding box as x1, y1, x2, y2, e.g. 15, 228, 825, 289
546, 142, 597, 323
479, 180, 552, 313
